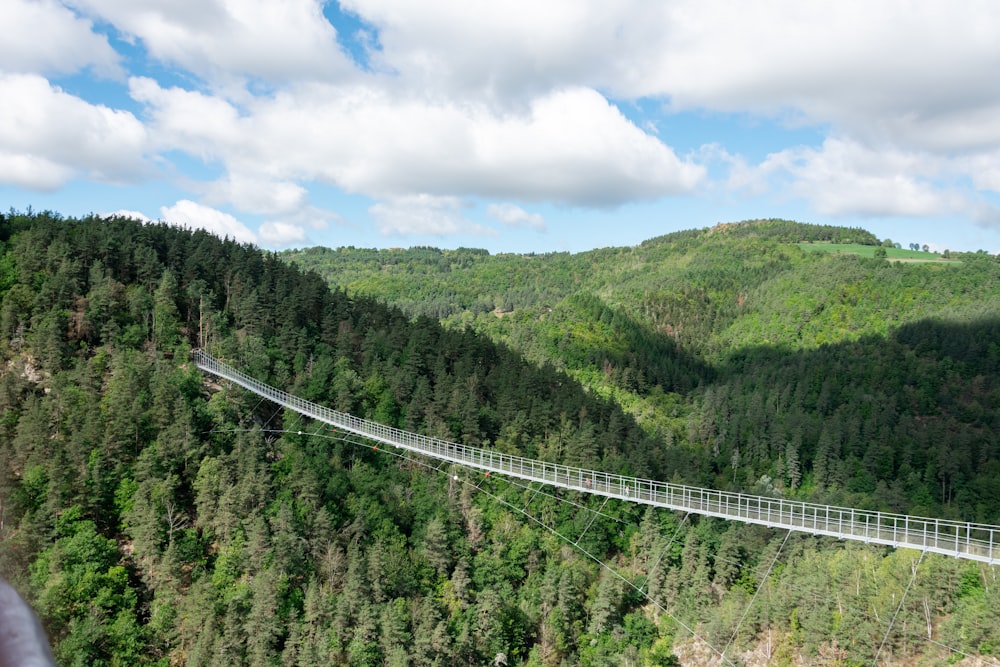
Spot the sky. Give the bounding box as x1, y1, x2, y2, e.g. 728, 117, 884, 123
2, 1, 1000, 255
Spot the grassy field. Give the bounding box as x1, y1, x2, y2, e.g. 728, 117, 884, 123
796, 242, 955, 262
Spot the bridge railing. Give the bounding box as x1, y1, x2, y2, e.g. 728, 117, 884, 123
193, 351, 1000, 564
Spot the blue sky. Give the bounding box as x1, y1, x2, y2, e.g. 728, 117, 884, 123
3, 1, 1000, 254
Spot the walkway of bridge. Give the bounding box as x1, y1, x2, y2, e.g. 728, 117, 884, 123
194, 351, 1000, 564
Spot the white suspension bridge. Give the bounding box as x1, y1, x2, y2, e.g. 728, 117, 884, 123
194, 351, 1000, 565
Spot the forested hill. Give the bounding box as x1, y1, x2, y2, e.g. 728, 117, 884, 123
287, 219, 1000, 516
2, 211, 999, 666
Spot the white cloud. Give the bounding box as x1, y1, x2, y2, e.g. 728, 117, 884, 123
0, 153, 73, 191
344, 0, 649, 104
970, 201, 1000, 229
259, 221, 308, 246
255, 205, 336, 247
460, 87, 703, 205
867, 103, 1000, 156
117, 0, 1000, 223
0, 73, 147, 190
346, 0, 1000, 155
965, 151, 1000, 194
0, 0, 121, 77
69, 0, 354, 88
160, 200, 258, 244
133, 79, 702, 207
370, 195, 495, 237
352, 0, 1000, 120
748, 138, 967, 218
205, 173, 308, 216
129, 77, 242, 159
487, 203, 545, 231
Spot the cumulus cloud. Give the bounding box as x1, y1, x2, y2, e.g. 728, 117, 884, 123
742, 138, 970, 219
652, 2, 1000, 142
963, 151, 1000, 194
259, 221, 308, 246
129, 77, 242, 158
256, 206, 336, 247
338, 0, 1000, 224
487, 203, 545, 231
457, 87, 703, 205
347, 0, 1000, 156
0, 73, 147, 190
160, 200, 258, 244
970, 201, 1000, 230
204, 173, 308, 216
118, 0, 1000, 224
133, 79, 702, 207
343, 0, 652, 104
68, 0, 354, 87
0, 0, 121, 77
0, 153, 73, 191
370, 195, 495, 237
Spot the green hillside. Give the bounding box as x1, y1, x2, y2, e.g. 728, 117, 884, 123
2, 212, 999, 666
286, 221, 1000, 493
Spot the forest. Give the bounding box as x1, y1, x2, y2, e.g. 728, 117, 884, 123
2, 211, 999, 666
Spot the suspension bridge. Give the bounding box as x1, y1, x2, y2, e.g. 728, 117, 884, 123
194, 350, 1000, 565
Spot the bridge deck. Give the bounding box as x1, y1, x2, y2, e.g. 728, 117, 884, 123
194, 351, 1000, 564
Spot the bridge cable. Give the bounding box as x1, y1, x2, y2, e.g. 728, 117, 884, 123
721, 529, 791, 662
206, 425, 998, 665
260, 402, 282, 431
211, 422, 631, 533
520, 482, 543, 515
871, 550, 925, 667
196, 353, 1000, 565
705, 543, 996, 665
247, 395, 267, 420
222, 390, 620, 524
322, 420, 998, 665
452, 467, 734, 665
636, 512, 689, 596
574, 496, 610, 547
203, 420, 997, 665
207, 398, 730, 661
223, 423, 625, 525
202, 369, 999, 664
317, 425, 736, 666
210, 423, 1000, 665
